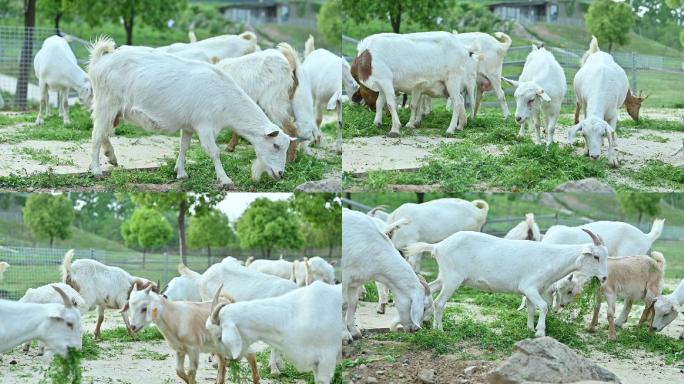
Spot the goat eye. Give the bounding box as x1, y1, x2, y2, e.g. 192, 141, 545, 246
66, 322, 73, 329
594, 256, 599, 261
273, 143, 280, 150
568, 290, 573, 294
141, 307, 147, 313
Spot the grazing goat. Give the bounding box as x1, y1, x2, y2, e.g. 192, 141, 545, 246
405, 229, 608, 336
20, 282, 87, 355
542, 218, 665, 257
0, 261, 8, 280
291, 256, 336, 286
163, 272, 202, 302
585, 253, 665, 339
87, 37, 293, 187
207, 281, 344, 384
651, 278, 684, 339
61, 249, 158, 339
302, 35, 358, 153
504, 213, 542, 241
569, 36, 628, 166
34, 35, 92, 125
0, 286, 82, 357
158, 31, 258, 63
385, 198, 489, 272
123, 283, 260, 384
218, 43, 318, 161
342, 208, 432, 339
179, 260, 296, 375
503, 45, 566, 146
246, 257, 294, 280
354, 32, 477, 136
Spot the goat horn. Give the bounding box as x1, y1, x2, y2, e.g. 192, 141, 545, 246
52, 285, 72, 308
581, 228, 603, 246
419, 279, 430, 296
210, 284, 224, 324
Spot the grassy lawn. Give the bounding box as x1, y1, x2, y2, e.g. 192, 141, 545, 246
342, 101, 683, 192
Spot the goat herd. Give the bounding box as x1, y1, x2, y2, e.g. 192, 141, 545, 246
0, 198, 682, 383
349, 31, 647, 167
32, 31, 351, 187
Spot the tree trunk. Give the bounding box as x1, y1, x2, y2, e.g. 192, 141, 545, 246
638, 212, 642, 224
178, 199, 188, 265
54, 12, 62, 35
49, 235, 54, 248
266, 247, 271, 258
207, 246, 212, 268
124, 7, 135, 45
142, 249, 146, 268
328, 242, 333, 258
608, 41, 613, 52
416, 193, 425, 203
15, 0, 36, 110
390, 4, 402, 33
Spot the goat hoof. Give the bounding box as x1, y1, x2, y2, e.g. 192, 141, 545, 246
387, 131, 400, 138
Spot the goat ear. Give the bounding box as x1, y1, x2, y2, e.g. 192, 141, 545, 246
409, 298, 424, 330
265, 127, 279, 137
327, 90, 342, 111
502, 77, 519, 89
119, 302, 129, 313
221, 322, 243, 360
567, 122, 583, 144
567, 274, 573, 282
537, 89, 551, 102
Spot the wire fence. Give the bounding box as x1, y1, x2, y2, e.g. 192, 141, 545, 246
0, 26, 90, 109
0, 246, 341, 301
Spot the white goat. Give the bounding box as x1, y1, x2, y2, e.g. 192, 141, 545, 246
291, 256, 336, 286
503, 45, 566, 146
405, 229, 609, 336
61, 249, 158, 339
0, 261, 8, 280
651, 278, 684, 339
217, 43, 319, 160
158, 31, 258, 63
123, 284, 259, 384
453, 31, 512, 119
179, 260, 297, 375
569, 36, 625, 166
162, 273, 202, 302
245, 257, 293, 280
342, 208, 432, 339
354, 32, 477, 136
542, 218, 665, 257
34, 35, 92, 125
385, 198, 489, 272
0, 286, 82, 357
504, 213, 542, 241
585, 253, 665, 339
207, 281, 344, 384
87, 37, 293, 187
19, 282, 86, 355
302, 35, 358, 153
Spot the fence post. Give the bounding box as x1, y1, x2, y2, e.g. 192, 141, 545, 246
163, 252, 169, 289
631, 52, 637, 93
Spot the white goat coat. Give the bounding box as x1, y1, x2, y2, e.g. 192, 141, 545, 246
542, 219, 664, 256
20, 282, 87, 315
210, 282, 344, 384
163, 275, 202, 302
246, 258, 294, 280
158, 32, 257, 63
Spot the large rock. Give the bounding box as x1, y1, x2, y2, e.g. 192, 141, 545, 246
295, 177, 341, 192
554, 178, 615, 194
488, 337, 622, 384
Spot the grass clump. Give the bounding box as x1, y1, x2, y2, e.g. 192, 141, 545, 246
99, 326, 164, 342
40, 347, 82, 384
255, 349, 345, 384
631, 160, 684, 189
19, 147, 75, 166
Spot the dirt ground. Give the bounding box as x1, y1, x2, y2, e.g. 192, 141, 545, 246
345, 283, 684, 384
0, 114, 339, 178
343, 108, 684, 178
0, 310, 281, 384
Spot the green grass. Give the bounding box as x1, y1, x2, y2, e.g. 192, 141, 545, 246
18, 147, 75, 166
131, 348, 170, 361
99, 326, 164, 342
256, 348, 345, 384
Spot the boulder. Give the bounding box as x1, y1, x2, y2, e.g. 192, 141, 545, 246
554, 178, 615, 194
295, 177, 341, 192
488, 337, 622, 384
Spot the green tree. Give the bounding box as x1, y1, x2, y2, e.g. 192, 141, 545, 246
586, 0, 634, 51
37, 0, 73, 34
236, 198, 303, 257
318, 0, 341, 50
77, 0, 187, 45
187, 209, 236, 267
291, 193, 341, 257
617, 192, 662, 223
665, 0, 684, 47
23, 193, 75, 247
130, 192, 224, 265
442, 2, 504, 34
341, 0, 449, 33
121, 207, 172, 266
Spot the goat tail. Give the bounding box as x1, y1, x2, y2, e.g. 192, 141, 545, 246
650, 251, 666, 271
494, 32, 512, 50
88, 35, 116, 67
472, 199, 489, 215
245, 256, 254, 266
61, 249, 78, 291
239, 31, 257, 41
648, 218, 665, 242
178, 263, 201, 280
589, 35, 600, 53
277, 42, 300, 73
403, 242, 436, 260
188, 30, 197, 43
304, 34, 315, 58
